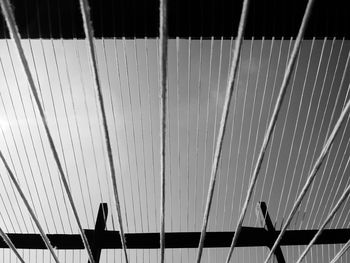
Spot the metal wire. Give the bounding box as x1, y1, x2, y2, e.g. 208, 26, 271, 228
78, 0, 129, 262
265, 97, 350, 262
227, 0, 315, 260
0, 0, 94, 261
195, 0, 250, 261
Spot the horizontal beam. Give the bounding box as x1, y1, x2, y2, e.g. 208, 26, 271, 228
0, 228, 349, 249
0, 0, 348, 39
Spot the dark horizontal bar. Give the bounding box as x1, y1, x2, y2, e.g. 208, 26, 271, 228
0, 227, 349, 249
0, 0, 348, 39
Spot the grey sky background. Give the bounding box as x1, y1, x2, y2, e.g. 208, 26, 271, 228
0, 38, 349, 262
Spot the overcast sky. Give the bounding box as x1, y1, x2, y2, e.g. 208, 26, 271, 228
0, 38, 349, 262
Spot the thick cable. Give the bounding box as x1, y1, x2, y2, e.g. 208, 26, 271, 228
263, 38, 292, 224
193, 37, 203, 230
306, 48, 350, 228
296, 181, 350, 263
330, 240, 350, 263
0, 227, 25, 263
78, 0, 129, 261
195, 0, 250, 261
159, 0, 168, 260
0, 151, 59, 262
113, 38, 138, 232
271, 38, 314, 228
0, 0, 94, 261
226, 0, 315, 261
229, 38, 254, 229
102, 38, 129, 233
302, 41, 349, 229
248, 37, 275, 224
264, 97, 350, 263
222, 37, 239, 230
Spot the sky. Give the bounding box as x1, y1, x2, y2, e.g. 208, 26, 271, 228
0, 38, 349, 262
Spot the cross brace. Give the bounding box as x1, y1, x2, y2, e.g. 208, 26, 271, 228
0, 203, 348, 263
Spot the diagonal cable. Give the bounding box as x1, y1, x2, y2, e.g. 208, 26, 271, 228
265, 96, 350, 263
78, 0, 129, 262
195, 0, 250, 261
0, 150, 59, 262
0, 0, 94, 261
226, 0, 316, 261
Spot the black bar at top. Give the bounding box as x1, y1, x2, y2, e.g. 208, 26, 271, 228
0, 228, 349, 249
0, 0, 349, 39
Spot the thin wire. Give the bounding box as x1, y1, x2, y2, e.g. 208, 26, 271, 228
26, 38, 61, 233
186, 37, 192, 226
144, 37, 158, 231
53, 0, 94, 230
201, 37, 214, 218
258, 37, 288, 225
196, 0, 250, 261
271, 39, 314, 227
175, 37, 182, 234
3, 41, 46, 232
296, 181, 350, 263
244, 37, 266, 223
229, 38, 254, 229
51, 39, 92, 227
0, 0, 94, 261
186, 37, 192, 263
249, 37, 275, 226
0, 183, 16, 231
272, 37, 293, 227
307, 47, 350, 228
101, 38, 128, 233
221, 37, 238, 230
0, 60, 32, 233
122, 38, 144, 235
78, 0, 128, 261
134, 38, 151, 233
113, 38, 137, 232
264, 97, 350, 263
330, 240, 350, 263
227, 0, 315, 260
0, 151, 60, 262
159, 0, 168, 260
301, 40, 348, 228
193, 37, 203, 230
212, 37, 224, 229
166, 78, 174, 263
0, 228, 25, 263
282, 37, 326, 229
38, 37, 73, 233
291, 37, 336, 228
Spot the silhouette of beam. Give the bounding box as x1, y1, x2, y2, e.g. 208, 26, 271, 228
258, 202, 285, 263
0, 203, 349, 251
0, 227, 349, 249
87, 203, 108, 263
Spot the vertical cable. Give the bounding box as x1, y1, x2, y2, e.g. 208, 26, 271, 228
226, 0, 315, 261
78, 0, 128, 262
159, 0, 168, 261
0, 0, 94, 261
196, 0, 250, 262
